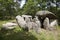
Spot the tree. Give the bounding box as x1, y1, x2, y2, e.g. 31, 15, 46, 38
22, 0, 39, 17
0, 0, 18, 19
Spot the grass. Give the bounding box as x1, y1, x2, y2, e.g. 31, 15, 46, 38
0, 20, 60, 40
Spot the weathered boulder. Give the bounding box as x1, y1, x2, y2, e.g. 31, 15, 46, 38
2, 22, 17, 30
22, 15, 32, 21
50, 20, 58, 27
22, 15, 33, 31
32, 16, 41, 33
25, 17, 33, 30
49, 20, 58, 30
16, 15, 26, 28
34, 16, 41, 28
43, 17, 50, 30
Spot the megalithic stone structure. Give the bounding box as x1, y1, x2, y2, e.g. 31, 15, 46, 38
49, 20, 58, 30
50, 20, 58, 27
36, 10, 57, 28
43, 17, 50, 30
16, 15, 26, 28
16, 15, 28, 31
25, 17, 33, 30
32, 16, 41, 33
22, 15, 33, 31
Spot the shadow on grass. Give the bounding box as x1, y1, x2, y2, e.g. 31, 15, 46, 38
0, 30, 38, 40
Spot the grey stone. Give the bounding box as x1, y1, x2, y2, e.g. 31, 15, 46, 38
2, 22, 17, 30
26, 22, 33, 30
49, 20, 58, 30
25, 17, 32, 30
34, 16, 41, 28
43, 17, 50, 30
50, 20, 58, 27
16, 15, 27, 28
32, 16, 41, 33
22, 15, 32, 21
36, 10, 57, 19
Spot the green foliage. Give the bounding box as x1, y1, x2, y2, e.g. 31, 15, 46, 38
22, 0, 38, 16
0, 0, 17, 19
0, 0, 60, 24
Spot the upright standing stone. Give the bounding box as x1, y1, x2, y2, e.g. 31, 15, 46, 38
32, 22, 38, 33
34, 16, 41, 28
43, 17, 50, 30
49, 20, 58, 30
25, 17, 33, 30
50, 20, 58, 27
32, 16, 41, 33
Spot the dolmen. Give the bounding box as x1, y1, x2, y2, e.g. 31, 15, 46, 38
16, 11, 58, 32
1, 11, 58, 32
36, 10, 58, 30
